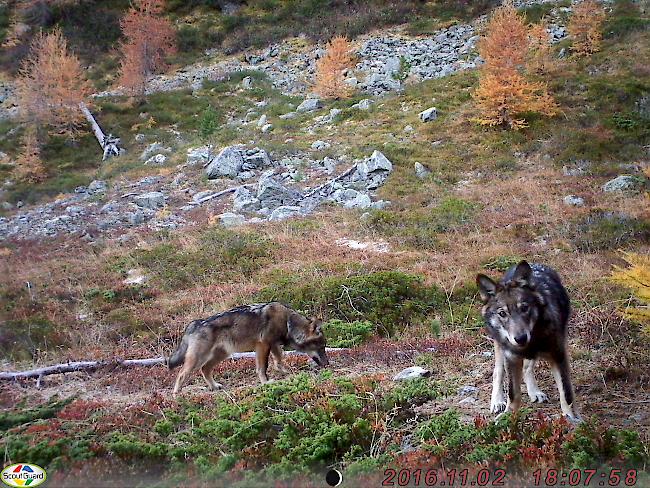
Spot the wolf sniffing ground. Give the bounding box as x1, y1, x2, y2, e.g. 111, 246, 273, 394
167, 302, 329, 395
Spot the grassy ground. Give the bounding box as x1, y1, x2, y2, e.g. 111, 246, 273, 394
1, 1, 649, 485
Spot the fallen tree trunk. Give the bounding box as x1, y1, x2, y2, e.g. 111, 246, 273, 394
0, 348, 347, 381
79, 102, 123, 161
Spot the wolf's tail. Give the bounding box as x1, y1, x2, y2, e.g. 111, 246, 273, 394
166, 338, 188, 369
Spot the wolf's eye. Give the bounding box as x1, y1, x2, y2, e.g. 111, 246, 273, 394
520, 304, 529, 313
498, 310, 507, 318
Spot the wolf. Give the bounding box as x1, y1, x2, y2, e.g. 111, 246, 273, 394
167, 302, 329, 396
476, 261, 580, 422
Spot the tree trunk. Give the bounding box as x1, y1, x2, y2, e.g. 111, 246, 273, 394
79, 102, 123, 161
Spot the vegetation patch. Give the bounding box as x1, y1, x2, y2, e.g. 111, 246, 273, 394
257, 271, 444, 337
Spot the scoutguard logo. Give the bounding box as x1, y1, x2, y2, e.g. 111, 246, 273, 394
1, 464, 47, 487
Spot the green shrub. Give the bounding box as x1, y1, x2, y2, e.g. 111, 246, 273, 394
322, 319, 375, 347
257, 271, 444, 337
199, 105, 220, 139
567, 211, 650, 252
382, 378, 441, 410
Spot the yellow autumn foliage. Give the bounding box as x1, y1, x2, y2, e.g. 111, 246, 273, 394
610, 252, 650, 335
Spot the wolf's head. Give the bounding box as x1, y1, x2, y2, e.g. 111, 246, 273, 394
476, 261, 545, 349
287, 312, 329, 367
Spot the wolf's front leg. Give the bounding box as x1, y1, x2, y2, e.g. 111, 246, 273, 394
271, 344, 289, 374
490, 342, 507, 413
255, 342, 272, 384
503, 356, 523, 415
524, 359, 549, 403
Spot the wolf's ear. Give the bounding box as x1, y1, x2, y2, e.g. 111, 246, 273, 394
512, 260, 533, 286
311, 318, 323, 335
476, 274, 497, 302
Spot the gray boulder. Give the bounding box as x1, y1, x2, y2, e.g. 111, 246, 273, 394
311, 140, 330, 151
268, 205, 302, 221
602, 175, 645, 194
257, 175, 302, 208
134, 191, 165, 209
205, 146, 245, 179
261, 123, 273, 133
187, 145, 212, 166
393, 366, 431, 381
88, 180, 107, 193
241, 148, 273, 170
355, 150, 393, 189
563, 195, 585, 207
233, 186, 260, 212
414, 162, 432, 179
241, 76, 253, 89
296, 98, 322, 113
140, 142, 170, 161
419, 107, 438, 122
351, 99, 374, 110
219, 212, 246, 227
145, 154, 167, 165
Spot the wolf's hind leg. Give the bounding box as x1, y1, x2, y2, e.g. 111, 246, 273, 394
201, 348, 228, 391
270, 344, 288, 374
524, 359, 549, 403
550, 353, 581, 423
172, 348, 200, 397
490, 342, 507, 414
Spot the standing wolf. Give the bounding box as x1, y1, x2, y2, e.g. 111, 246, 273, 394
167, 302, 329, 396
476, 261, 580, 422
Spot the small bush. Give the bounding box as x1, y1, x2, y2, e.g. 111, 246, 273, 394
199, 104, 220, 139
322, 319, 375, 348
257, 271, 444, 337
566, 211, 649, 252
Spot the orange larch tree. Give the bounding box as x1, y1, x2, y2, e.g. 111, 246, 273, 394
473, 1, 558, 129
314, 36, 356, 99
15, 27, 92, 138
528, 20, 554, 74
117, 0, 176, 99
568, 0, 606, 56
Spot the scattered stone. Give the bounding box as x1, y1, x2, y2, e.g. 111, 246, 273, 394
145, 154, 167, 166
419, 107, 438, 122
135, 133, 145, 142
403, 125, 414, 133
261, 123, 273, 133
139, 142, 170, 161
218, 212, 246, 227
393, 366, 431, 382
602, 175, 645, 194
241, 76, 253, 89
88, 180, 107, 193
311, 140, 330, 151
192, 190, 214, 204
134, 191, 165, 209
351, 99, 374, 110
279, 112, 297, 120
458, 385, 479, 397
187, 145, 212, 166
296, 98, 322, 113
257, 114, 267, 128
335, 238, 390, 253
414, 162, 432, 179
563, 195, 585, 207
269, 205, 302, 221
124, 268, 148, 285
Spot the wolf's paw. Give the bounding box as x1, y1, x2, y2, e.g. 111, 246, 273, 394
528, 390, 549, 403
211, 382, 224, 391
490, 399, 507, 414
